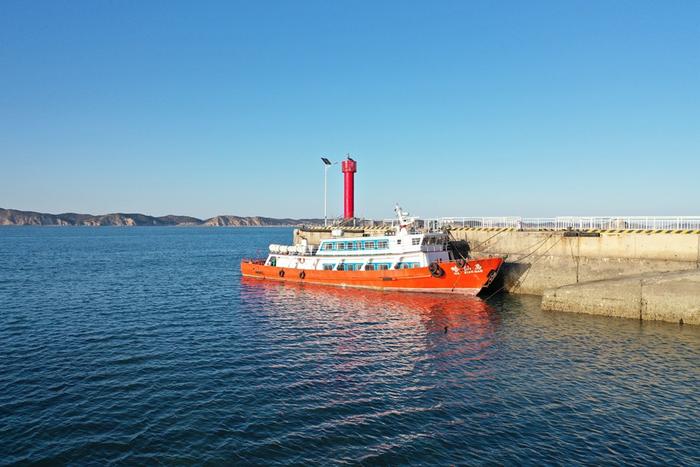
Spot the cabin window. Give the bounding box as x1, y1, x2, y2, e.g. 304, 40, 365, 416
363, 241, 376, 250
346, 242, 354, 251
396, 262, 420, 269
365, 264, 375, 271
375, 263, 390, 270
269, 257, 277, 267
323, 263, 335, 270
397, 239, 402, 245
412, 238, 420, 246
377, 240, 388, 249
338, 242, 346, 250
321, 243, 332, 251
339, 263, 362, 271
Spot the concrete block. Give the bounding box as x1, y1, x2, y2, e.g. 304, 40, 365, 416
542, 270, 700, 325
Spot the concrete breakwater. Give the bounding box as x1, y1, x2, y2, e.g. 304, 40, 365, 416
540, 269, 700, 324
294, 227, 700, 325
449, 228, 700, 325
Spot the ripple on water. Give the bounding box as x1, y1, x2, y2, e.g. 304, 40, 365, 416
0, 227, 699, 465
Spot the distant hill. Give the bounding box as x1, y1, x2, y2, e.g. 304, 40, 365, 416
201, 215, 327, 227
0, 208, 324, 227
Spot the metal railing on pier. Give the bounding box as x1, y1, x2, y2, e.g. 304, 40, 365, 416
422, 216, 700, 231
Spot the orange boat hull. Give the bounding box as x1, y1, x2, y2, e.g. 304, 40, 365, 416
240, 257, 503, 295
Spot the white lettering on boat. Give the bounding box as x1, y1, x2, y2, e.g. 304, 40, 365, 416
451, 263, 483, 275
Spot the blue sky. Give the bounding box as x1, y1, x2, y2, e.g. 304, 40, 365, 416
1, 1, 698, 219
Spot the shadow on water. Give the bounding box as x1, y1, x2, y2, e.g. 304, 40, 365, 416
478, 261, 531, 297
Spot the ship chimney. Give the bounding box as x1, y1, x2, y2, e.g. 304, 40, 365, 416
341, 156, 357, 220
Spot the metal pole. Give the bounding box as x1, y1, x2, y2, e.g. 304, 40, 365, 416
324, 165, 328, 227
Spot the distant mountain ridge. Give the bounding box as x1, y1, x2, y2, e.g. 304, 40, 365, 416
0, 208, 324, 227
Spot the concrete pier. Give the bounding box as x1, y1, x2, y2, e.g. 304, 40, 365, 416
450, 228, 700, 293
541, 270, 700, 325
450, 228, 700, 324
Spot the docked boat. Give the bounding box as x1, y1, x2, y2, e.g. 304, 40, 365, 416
240, 205, 503, 295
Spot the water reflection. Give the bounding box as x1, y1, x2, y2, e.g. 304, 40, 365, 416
237, 279, 508, 455
239, 279, 501, 383
240, 278, 499, 335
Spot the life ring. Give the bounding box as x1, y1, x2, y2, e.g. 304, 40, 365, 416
299, 258, 305, 264
299, 271, 306, 279
429, 262, 444, 278
456, 258, 466, 268
279, 270, 285, 278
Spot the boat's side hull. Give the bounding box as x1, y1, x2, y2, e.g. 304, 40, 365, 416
240, 258, 502, 295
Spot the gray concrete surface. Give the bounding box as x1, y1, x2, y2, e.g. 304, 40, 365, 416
452, 229, 700, 295
541, 270, 700, 325
456, 229, 700, 324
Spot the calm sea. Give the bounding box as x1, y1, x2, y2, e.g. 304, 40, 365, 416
1, 227, 699, 465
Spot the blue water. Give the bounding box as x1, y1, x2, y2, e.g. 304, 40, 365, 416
1, 227, 699, 465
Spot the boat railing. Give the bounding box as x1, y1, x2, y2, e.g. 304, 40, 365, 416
424, 216, 700, 231
269, 244, 317, 256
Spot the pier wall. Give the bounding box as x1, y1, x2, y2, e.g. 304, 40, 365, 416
450, 228, 700, 324
449, 229, 700, 294
541, 270, 700, 325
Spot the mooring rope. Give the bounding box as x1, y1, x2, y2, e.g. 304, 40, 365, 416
482, 233, 562, 300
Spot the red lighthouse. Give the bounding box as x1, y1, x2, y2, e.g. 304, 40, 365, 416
341, 157, 357, 220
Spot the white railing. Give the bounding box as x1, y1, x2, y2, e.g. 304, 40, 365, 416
428, 217, 522, 229
422, 216, 700, 231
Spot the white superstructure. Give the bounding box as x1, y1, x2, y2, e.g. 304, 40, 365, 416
264, 205, 454, 271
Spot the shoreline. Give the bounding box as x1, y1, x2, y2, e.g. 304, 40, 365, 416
0, 224, 311, 228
